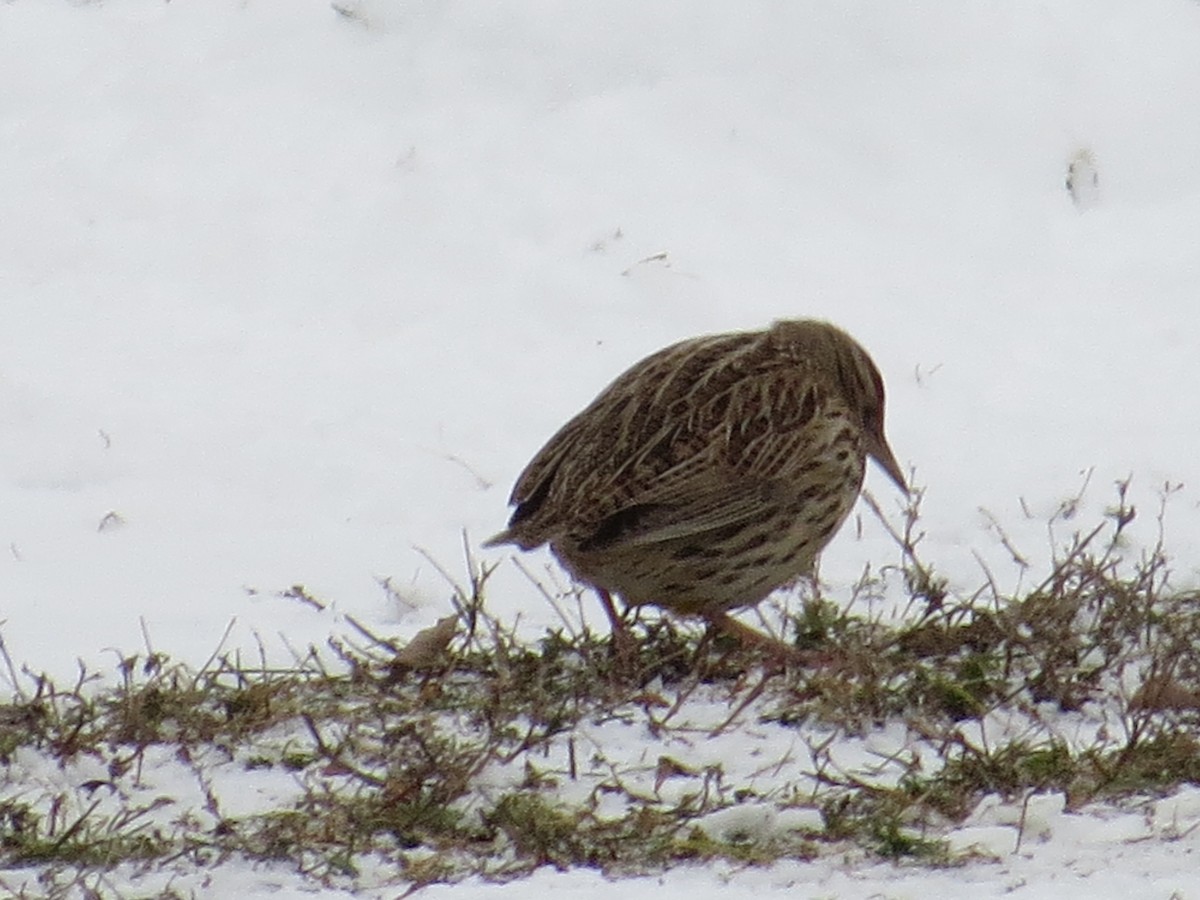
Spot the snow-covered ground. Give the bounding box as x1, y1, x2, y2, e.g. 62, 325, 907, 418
4, 0, 1200, 895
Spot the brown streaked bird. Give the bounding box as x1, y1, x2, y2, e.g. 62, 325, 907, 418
485, 319, 908, 649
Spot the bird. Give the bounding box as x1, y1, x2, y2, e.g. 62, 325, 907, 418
485, 319, 908, 652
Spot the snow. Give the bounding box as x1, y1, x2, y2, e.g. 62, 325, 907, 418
4, 0, 1200, 894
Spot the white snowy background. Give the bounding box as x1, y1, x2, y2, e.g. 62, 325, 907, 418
4, 0, 1200, 896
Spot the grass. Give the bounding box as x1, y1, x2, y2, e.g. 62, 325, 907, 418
4, 481, 1200, 897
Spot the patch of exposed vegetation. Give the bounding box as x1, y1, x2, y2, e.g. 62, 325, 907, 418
4, 481, 1200, 897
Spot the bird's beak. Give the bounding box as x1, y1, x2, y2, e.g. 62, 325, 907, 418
866, 432, 908, 495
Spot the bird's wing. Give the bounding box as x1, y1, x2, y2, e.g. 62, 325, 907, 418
579, 370, 832, 550
497, 337, 717, 542
583, 478, 782, 550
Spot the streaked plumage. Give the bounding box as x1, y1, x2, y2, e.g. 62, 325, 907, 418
487, 319, 907, 631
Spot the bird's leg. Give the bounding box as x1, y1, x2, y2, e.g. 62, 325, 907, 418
596, 588, 639, 665
705, 612, 828, 668
596, 587, 624, 633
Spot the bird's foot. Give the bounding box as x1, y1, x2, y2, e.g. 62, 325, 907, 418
705, 612, 833, 669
